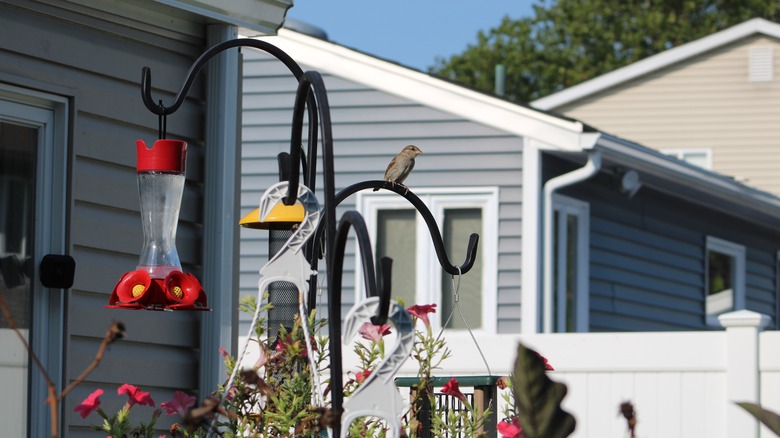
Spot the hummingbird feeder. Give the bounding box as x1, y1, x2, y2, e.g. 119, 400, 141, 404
107, 139, 208, 310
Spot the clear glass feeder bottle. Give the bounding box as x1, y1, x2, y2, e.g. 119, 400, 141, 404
135, 139, 187, 278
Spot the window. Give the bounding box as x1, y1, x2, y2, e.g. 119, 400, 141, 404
662, 149, 712, 169
705, 236, 745, 326
551, 194, 589, 332
358, 188, 498, 333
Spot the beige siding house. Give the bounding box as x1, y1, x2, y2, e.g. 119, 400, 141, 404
533, 18, 780, 196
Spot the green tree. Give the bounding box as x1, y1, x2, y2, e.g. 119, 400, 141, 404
431, 0, 780, 102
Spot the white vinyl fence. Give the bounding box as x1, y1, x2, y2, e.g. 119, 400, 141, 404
240, 309, 777, 438
378, 309, 776, 438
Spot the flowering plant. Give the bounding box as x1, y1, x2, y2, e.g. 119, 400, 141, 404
74, 384, 196, 437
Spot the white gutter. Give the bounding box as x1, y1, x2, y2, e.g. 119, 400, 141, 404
542, 150, 602, 333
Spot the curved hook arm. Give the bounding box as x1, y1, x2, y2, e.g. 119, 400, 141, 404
334, 180, 480, 275
141, 38, 320, 206
331, 211, 393, 326
141, 38, 305, 115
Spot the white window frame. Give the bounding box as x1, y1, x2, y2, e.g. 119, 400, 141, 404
551, 194, 590, 332
357, 187, 499, 334
0, 83, 69, 438
661, 148, 712, 169
705, 236, 745, 327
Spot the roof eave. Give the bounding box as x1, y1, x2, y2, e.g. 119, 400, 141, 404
532, 18, 780, 110
595, 133, 780, 229
155, 0, 293, 34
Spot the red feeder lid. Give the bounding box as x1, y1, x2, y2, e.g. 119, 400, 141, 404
136, 139, 187, 172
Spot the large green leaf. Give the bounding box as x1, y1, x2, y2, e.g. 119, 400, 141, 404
737, 402, 780, 436
511, 342, 576, 438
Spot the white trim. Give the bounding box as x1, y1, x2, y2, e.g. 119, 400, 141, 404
660, 148, 713, 170
533, 18, 780, 110
356, 187, 499, 334
521, 140, 542, 333
705, 236, 746, 327
243, 29, 599, 152
551, 194, 590, 332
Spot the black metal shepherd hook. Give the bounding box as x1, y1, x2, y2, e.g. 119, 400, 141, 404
139, 36, 481, 438
331, 211, 393, 326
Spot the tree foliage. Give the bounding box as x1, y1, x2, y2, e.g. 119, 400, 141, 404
431, 0, 780, 102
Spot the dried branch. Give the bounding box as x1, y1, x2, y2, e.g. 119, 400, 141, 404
59, 321, 126, 399
0, 283, 125, 438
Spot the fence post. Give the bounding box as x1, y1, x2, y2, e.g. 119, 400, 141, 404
719, 309, 770, 438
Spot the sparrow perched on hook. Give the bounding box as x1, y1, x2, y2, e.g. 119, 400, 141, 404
374, 145, 423, 192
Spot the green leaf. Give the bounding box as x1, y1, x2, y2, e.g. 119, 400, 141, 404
511, 342, 575, 438
737, 402, 780, 436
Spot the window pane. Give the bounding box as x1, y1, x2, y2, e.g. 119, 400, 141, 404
681, 151, 709, 169
0, 121, 37, 328
706, 250, 734, 317
376, 209, 416, 307
442, 208, 482, 329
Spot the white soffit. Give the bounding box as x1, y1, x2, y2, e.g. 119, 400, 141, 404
156, 0, 292, 34
532, 18, 780, 110
249, 28, 599, 152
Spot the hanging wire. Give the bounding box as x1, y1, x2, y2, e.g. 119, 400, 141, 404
436, 266, 492, 376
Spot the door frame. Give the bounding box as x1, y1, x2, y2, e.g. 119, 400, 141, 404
0, 83, 69, 437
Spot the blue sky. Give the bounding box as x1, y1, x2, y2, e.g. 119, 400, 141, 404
285, 1, 536, 71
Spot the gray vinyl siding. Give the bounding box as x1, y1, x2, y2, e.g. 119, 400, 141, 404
0, 2, 207, 435
548, 156, 780, 331
240, 48, 524, 334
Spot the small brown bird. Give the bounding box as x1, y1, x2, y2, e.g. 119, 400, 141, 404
374, 145, 423, 192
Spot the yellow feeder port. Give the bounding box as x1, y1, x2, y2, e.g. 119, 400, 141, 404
240, 200, 305, 230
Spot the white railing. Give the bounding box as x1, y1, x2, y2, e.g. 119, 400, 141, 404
377, 310, 776, 438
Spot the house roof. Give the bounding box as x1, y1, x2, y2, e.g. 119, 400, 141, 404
532, 18, 780, 110
244, 26, 780, 229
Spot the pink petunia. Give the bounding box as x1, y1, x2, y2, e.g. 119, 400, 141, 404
74, 388, 103, 419
441, 377, 467, 404
358, 322, 392, 342
497, 417, 523, 438
407, 304, 437, 328
356, 369, 373, 384
160, 391, 196, 417
118, 383, 155, 407
537, 352, 554, 371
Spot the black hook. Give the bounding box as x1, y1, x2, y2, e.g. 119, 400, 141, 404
334, 180, 480, 275
331, 211, 393, 326
140, 38, 320, 207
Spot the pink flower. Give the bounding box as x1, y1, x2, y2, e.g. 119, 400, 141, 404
160, 391, 196, 417
441, 377, 467, 404
219, 346, 230, 359
497, 417, 523, 438
74, 389, 103, 419
118, 384, 155, 407
497, 376, 511, 390
358, 322, 392, 342
356, 369, 372, 384
407, 304, 437, 328
538, 353, 554, 371
254, 347, 269, 369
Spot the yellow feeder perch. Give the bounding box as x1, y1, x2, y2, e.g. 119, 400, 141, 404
240, 200, 305, 230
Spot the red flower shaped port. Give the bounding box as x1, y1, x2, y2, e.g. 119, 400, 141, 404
118, 383, 155, 407
358, 322, 392, 342
161, 391, 196, 417
74, 388, 104, 419
441, 377, 467, 404
407, 303, 437, 328
497, 417, 523, 438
